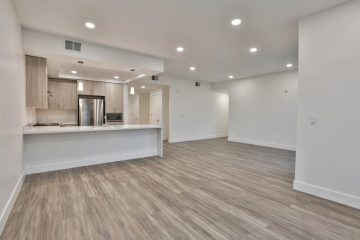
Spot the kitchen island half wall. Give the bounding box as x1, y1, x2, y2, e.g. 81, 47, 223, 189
24, 125, 163, 174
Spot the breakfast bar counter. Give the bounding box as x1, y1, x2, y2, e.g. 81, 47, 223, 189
23, 124, 163, 174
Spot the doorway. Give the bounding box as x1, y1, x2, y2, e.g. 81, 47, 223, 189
126, 83, 169, 140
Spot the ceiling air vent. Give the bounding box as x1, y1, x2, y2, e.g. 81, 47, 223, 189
65, 40, 81, 52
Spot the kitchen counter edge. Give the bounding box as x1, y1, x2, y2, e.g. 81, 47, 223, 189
23, 125, 162, 135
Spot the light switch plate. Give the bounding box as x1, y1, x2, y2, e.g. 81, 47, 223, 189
310, 117, 317, 126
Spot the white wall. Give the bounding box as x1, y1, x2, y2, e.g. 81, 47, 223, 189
213, 71, 298, 150
138, 76, 226, 142
294, 1, 360, 209
214, 92, 229, 137
0, 0, 26, 233
162, 76, 222, 142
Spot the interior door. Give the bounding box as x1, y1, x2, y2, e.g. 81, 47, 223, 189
150, 89, 162, 126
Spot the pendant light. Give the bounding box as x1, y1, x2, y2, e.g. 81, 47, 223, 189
78, 81, 84, 92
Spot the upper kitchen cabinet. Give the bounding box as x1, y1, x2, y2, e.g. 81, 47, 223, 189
48, 79, 77, 110
26, 55, 48, 108
105, 83, 123, 113
77, 80, 105, 96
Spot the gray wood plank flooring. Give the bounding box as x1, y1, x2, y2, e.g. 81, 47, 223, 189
1, 138, 360, 240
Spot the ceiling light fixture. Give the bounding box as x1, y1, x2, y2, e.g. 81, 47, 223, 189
71, 70, 77, 74
141, 85, 146, 89
130, 87, 135, 95
85, 22, 95, 29
249, 47, 258, 53
229, 75, 234, 79
176, 46, 184, 52
231, 19, 242, 26
190, 66, 196, 71
114, 76, 119, 79
286, 63, 293, 68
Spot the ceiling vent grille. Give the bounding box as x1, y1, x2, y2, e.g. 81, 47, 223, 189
65, 40, 81, 52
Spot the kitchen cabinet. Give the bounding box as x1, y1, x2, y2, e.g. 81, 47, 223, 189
77, 80, 105, 96
48, 79, 77, 110
105, 83, 123, 113
26, 55, 48, 108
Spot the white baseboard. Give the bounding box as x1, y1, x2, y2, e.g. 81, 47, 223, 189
0, 172, 25, 235
293, 180, 360, 210
169, 134, 227, 143
228, 136, 296, 151
26, 150, 158, 174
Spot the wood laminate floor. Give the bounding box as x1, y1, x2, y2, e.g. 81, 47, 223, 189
1, 138, 360, 240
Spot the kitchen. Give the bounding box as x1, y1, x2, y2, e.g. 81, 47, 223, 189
22, 34, 167, 173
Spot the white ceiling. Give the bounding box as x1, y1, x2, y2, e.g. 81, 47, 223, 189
47, 58, 144, 83
128, 83, 167, 94
14, 0, 348, 82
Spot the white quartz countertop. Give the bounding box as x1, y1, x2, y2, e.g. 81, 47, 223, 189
23, 124, 162, 135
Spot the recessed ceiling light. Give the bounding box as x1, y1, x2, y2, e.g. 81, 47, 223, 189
250, 47, 258, 53
85, 22, 95, 29
176, 46, 184, 52
141, 85, 146, 89
114, 76, 119, 79
286, 63, 293, 68
231, 19, 242, 26
190, 66, 196, 71
71, 70, 77, 74
229, 75, 234, 79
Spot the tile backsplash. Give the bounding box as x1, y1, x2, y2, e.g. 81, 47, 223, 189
35, 109, 77, 124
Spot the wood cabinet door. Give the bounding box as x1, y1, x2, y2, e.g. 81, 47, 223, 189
59, 80, 77, 110
91, 81, 105, 96
77, 80, 91, 95
105, 83, 115, 113
26, 55, 48, 108
47, 79, 56, 109
114, 84, 123, 113
48, 79, 77, 110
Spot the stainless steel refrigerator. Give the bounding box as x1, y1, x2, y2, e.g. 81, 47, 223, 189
78, 96, 105, 126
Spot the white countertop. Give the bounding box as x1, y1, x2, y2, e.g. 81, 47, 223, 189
23, 124, 162, 135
